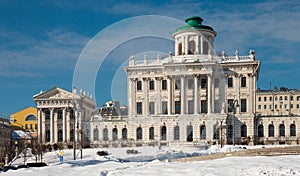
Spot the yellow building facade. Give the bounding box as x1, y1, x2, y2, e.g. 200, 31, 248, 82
10, 107, 38, 138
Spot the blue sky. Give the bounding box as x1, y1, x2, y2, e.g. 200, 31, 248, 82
0, 0, 299, 116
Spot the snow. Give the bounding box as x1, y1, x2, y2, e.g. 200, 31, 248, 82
2, 145, 300, 176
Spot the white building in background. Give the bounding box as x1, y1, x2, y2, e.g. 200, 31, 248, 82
90, 16, 261, 147
33, 87, 97, 148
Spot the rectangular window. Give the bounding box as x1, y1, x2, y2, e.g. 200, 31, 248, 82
280, 96, 282, 101
275, 104, 278, 109
290, 104, 293, 109
35, 124, 38, 130
45, 111, 50, 120
264, 105, 267, 109
269, 97, 272, 101
275, 96, 278, 101
297, 96, 300, 101
290, 96, 294, 101
270, 105, 273, 110
280, 105, 282, 109
241, 99, 247, 112
201, 100, 207, 113
136, 102, 142, 114
175, 101, 181, 114
30, 124, 33, 130
25, 124, 28, 130
162, 101, 168, 114
188, 100, 194, 114
214, 78, 220, 87
187, 79, 193, 89
149, 80, 154, 90
264, 97, 267, 101
162, 80, 167, 90
241, 77, 246, 87
175, 80, 180, 89
285, 96, 288, 100
58, 110, 63, 120
137, 81, 142, 91
258, 97, 261, 102
284, 104, 287, 109
297, 104, 299, 109
149, 102, 155, 115
258, 105, 261, 109
227, 77, 233, 88
70, 110, 74, 119
201, 79, 207, 89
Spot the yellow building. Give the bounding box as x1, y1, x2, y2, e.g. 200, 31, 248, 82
10, 107, 38, 138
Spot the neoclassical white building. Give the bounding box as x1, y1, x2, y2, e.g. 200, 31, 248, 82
90, 16, 261, 147
33, 87, 97, 148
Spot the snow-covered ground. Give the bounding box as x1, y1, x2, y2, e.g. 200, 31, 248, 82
2, 145, 300, 176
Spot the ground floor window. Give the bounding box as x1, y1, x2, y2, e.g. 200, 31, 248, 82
137, 127, 143, 140
149, 127, 154, 140
58, 130, 63, 142
268, 124, 274, 137
279, 124, 285, 137
161, 126, 167, 141
227, 125, 233, 138
46, 130, 50, 142
241, 124, 247, 137
112, 128, 118, 141
200, 125, 206, 140
290, 124, 296, 137
187, 125, 193, 142
103, 128, 108, 141
70, 129, 74, 142
174, 126, 180, 140
122, 128, 127, 140
258, 124, 264, 137
94, 129, 99, 141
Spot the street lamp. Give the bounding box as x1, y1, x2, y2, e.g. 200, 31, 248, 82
220, 120, 223, 148
229, 100, 239, 146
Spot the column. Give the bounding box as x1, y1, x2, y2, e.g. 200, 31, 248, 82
167, 77, 172, 115
235, 75, 240, 114
129, 78, 136, 116
155, 77, 161, 115
248, 74, 253, 114
194, 75, 199, 114
54, 108, 58, 143
41, 110, 45, 143
200, 36, 203, 54
75, 110, 78, 143
63, 108, 66, 142
50, 108, 54, 143
66, 109, 70, 143
185, 36, 189, 54
181, 76, 186, 115
207, 74, 212, 114
37, 109, 42, 143
143, 78, 149, 116
211, 77, 215, 113
196, 36, 200, 54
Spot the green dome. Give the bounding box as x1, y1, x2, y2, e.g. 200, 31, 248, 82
174, 16, 215, 33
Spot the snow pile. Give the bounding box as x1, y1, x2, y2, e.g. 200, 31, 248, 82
2, 145, 300, 176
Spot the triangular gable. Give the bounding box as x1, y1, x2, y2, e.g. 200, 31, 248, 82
33, 87, 75, 100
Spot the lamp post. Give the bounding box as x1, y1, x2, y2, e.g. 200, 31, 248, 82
229, 100, 239, 146
220, 120, 223, 148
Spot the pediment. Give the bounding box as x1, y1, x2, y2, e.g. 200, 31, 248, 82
33, 87, 75, 100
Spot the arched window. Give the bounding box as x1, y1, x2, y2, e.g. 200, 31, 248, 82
203, 41, 209, 54
112, 128, 118, 141
268, 124, 274, 137
94, 129, 99, 141
46, 130, 50, 142
70, 129, 74, 142
25, 114, 37, 121
178, 43, 182, 55
136, 127, 143, 140
149, 127, 154, 140
241, 124, 247, 137
258, 124, 264, 137
122, 128, 127, 140
188, 40, 196, 54
174, 126, 180, 140
279, 124, 285, 137
227, 125, 233, 138
161, 126, 167, 141
200, 125, 206, 140
187, 125, 193, 142
103, 128, 108, 141
290, 124, 296, 137
58, 129, 63, 142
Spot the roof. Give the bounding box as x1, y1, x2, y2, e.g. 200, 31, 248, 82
174, 16, 216, 34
